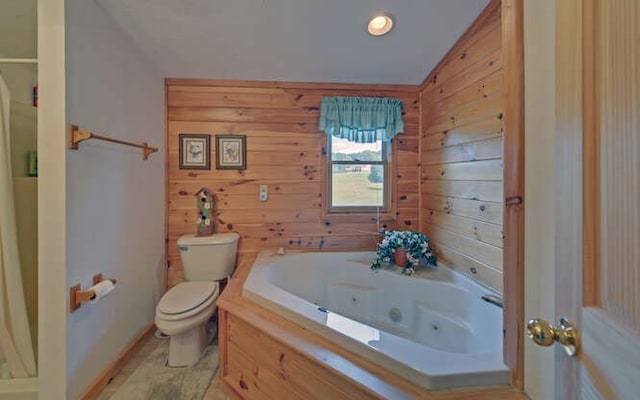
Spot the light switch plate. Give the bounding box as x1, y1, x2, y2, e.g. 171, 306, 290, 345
259, 184, 268, 201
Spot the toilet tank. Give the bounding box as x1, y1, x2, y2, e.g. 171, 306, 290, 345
177, 233, 239, 281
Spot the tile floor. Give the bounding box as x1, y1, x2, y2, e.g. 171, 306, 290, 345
96, 335, 229, 400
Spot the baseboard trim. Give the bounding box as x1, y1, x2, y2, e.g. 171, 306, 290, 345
78, 324, 156, 400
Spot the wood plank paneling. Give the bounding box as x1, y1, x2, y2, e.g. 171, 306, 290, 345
428, 227, 503, 269
421, 10, 502, 91
435, 243, 504, 293
420, 1, 504, 293
425, 209, 503, 248
423, 49, 503, 106
422, 159, 503, 181
228, 316, 380, 400
423, 89, 504, 135
167, 80, 418, 284
422, 194, 502, 225
422, 137, 503, 165
420, 180, 503, 203
422, 117, 503, 151
422, 70, 503, 117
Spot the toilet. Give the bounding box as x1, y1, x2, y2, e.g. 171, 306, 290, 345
155, 232, 239, 367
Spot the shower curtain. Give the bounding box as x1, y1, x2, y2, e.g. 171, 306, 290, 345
0, 72, 36, 378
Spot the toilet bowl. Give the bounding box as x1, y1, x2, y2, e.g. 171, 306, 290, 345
155, 281, 219, 367
155, 232, 239, 367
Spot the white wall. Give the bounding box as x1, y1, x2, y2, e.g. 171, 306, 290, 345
523, 0, 556, 399
65, 0, 165, 397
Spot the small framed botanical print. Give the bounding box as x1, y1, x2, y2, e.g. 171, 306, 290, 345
179, 134, 210, 170
215, 134, 246, 170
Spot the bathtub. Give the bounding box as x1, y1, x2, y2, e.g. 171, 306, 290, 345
242, 251, 510, 391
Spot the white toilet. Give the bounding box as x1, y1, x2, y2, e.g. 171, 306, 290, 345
155, 232, 239, 367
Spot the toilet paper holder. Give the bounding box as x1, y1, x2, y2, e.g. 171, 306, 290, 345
69, 274, 117, 312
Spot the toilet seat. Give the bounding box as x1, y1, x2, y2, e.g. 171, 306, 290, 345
156, 281, 219, 321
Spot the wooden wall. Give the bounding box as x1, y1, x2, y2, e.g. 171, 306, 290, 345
166, 80, 418, 285
419, 1, 504, 292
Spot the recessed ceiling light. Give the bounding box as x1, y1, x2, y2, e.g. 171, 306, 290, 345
367, 14, 394, 37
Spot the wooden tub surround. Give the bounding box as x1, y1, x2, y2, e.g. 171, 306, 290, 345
217, 254, 526, 400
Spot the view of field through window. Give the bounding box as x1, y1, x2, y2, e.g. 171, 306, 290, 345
330, 137, 384, 207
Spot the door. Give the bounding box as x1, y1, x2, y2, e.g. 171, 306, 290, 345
548, 0, 640, 398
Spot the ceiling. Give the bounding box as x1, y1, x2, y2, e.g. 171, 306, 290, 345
96, 0, 491, 85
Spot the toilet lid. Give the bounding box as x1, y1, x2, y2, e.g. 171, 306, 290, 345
158, 281, 217, 315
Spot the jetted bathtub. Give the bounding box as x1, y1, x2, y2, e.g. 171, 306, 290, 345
242, 251, 510, 391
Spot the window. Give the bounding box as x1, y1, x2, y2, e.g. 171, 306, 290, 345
327, 135, 389, 212
319, 96, 403, 214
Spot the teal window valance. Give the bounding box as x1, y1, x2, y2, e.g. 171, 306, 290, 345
319, 97, 404, 143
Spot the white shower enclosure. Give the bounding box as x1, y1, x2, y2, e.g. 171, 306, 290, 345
0, 0, 39, 395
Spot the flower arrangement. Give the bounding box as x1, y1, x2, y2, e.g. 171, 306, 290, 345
370, 230, 437, 275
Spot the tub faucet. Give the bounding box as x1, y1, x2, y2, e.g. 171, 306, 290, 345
481, 294, 503, 308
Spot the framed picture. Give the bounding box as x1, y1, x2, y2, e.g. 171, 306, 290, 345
215, 134, 246, 170
179, 134, 210, 170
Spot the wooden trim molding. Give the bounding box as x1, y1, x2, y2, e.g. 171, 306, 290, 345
77, 324, 156, 400
164, 77, 171, 292
501, 0, 525, 390
166, 78, 418, 92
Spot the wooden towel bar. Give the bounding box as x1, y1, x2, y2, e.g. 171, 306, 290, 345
68, 124, 158, 160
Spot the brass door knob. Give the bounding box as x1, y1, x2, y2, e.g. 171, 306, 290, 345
526, 317, 580, 356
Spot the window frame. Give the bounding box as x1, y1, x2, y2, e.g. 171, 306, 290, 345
325, 135, 391, 214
